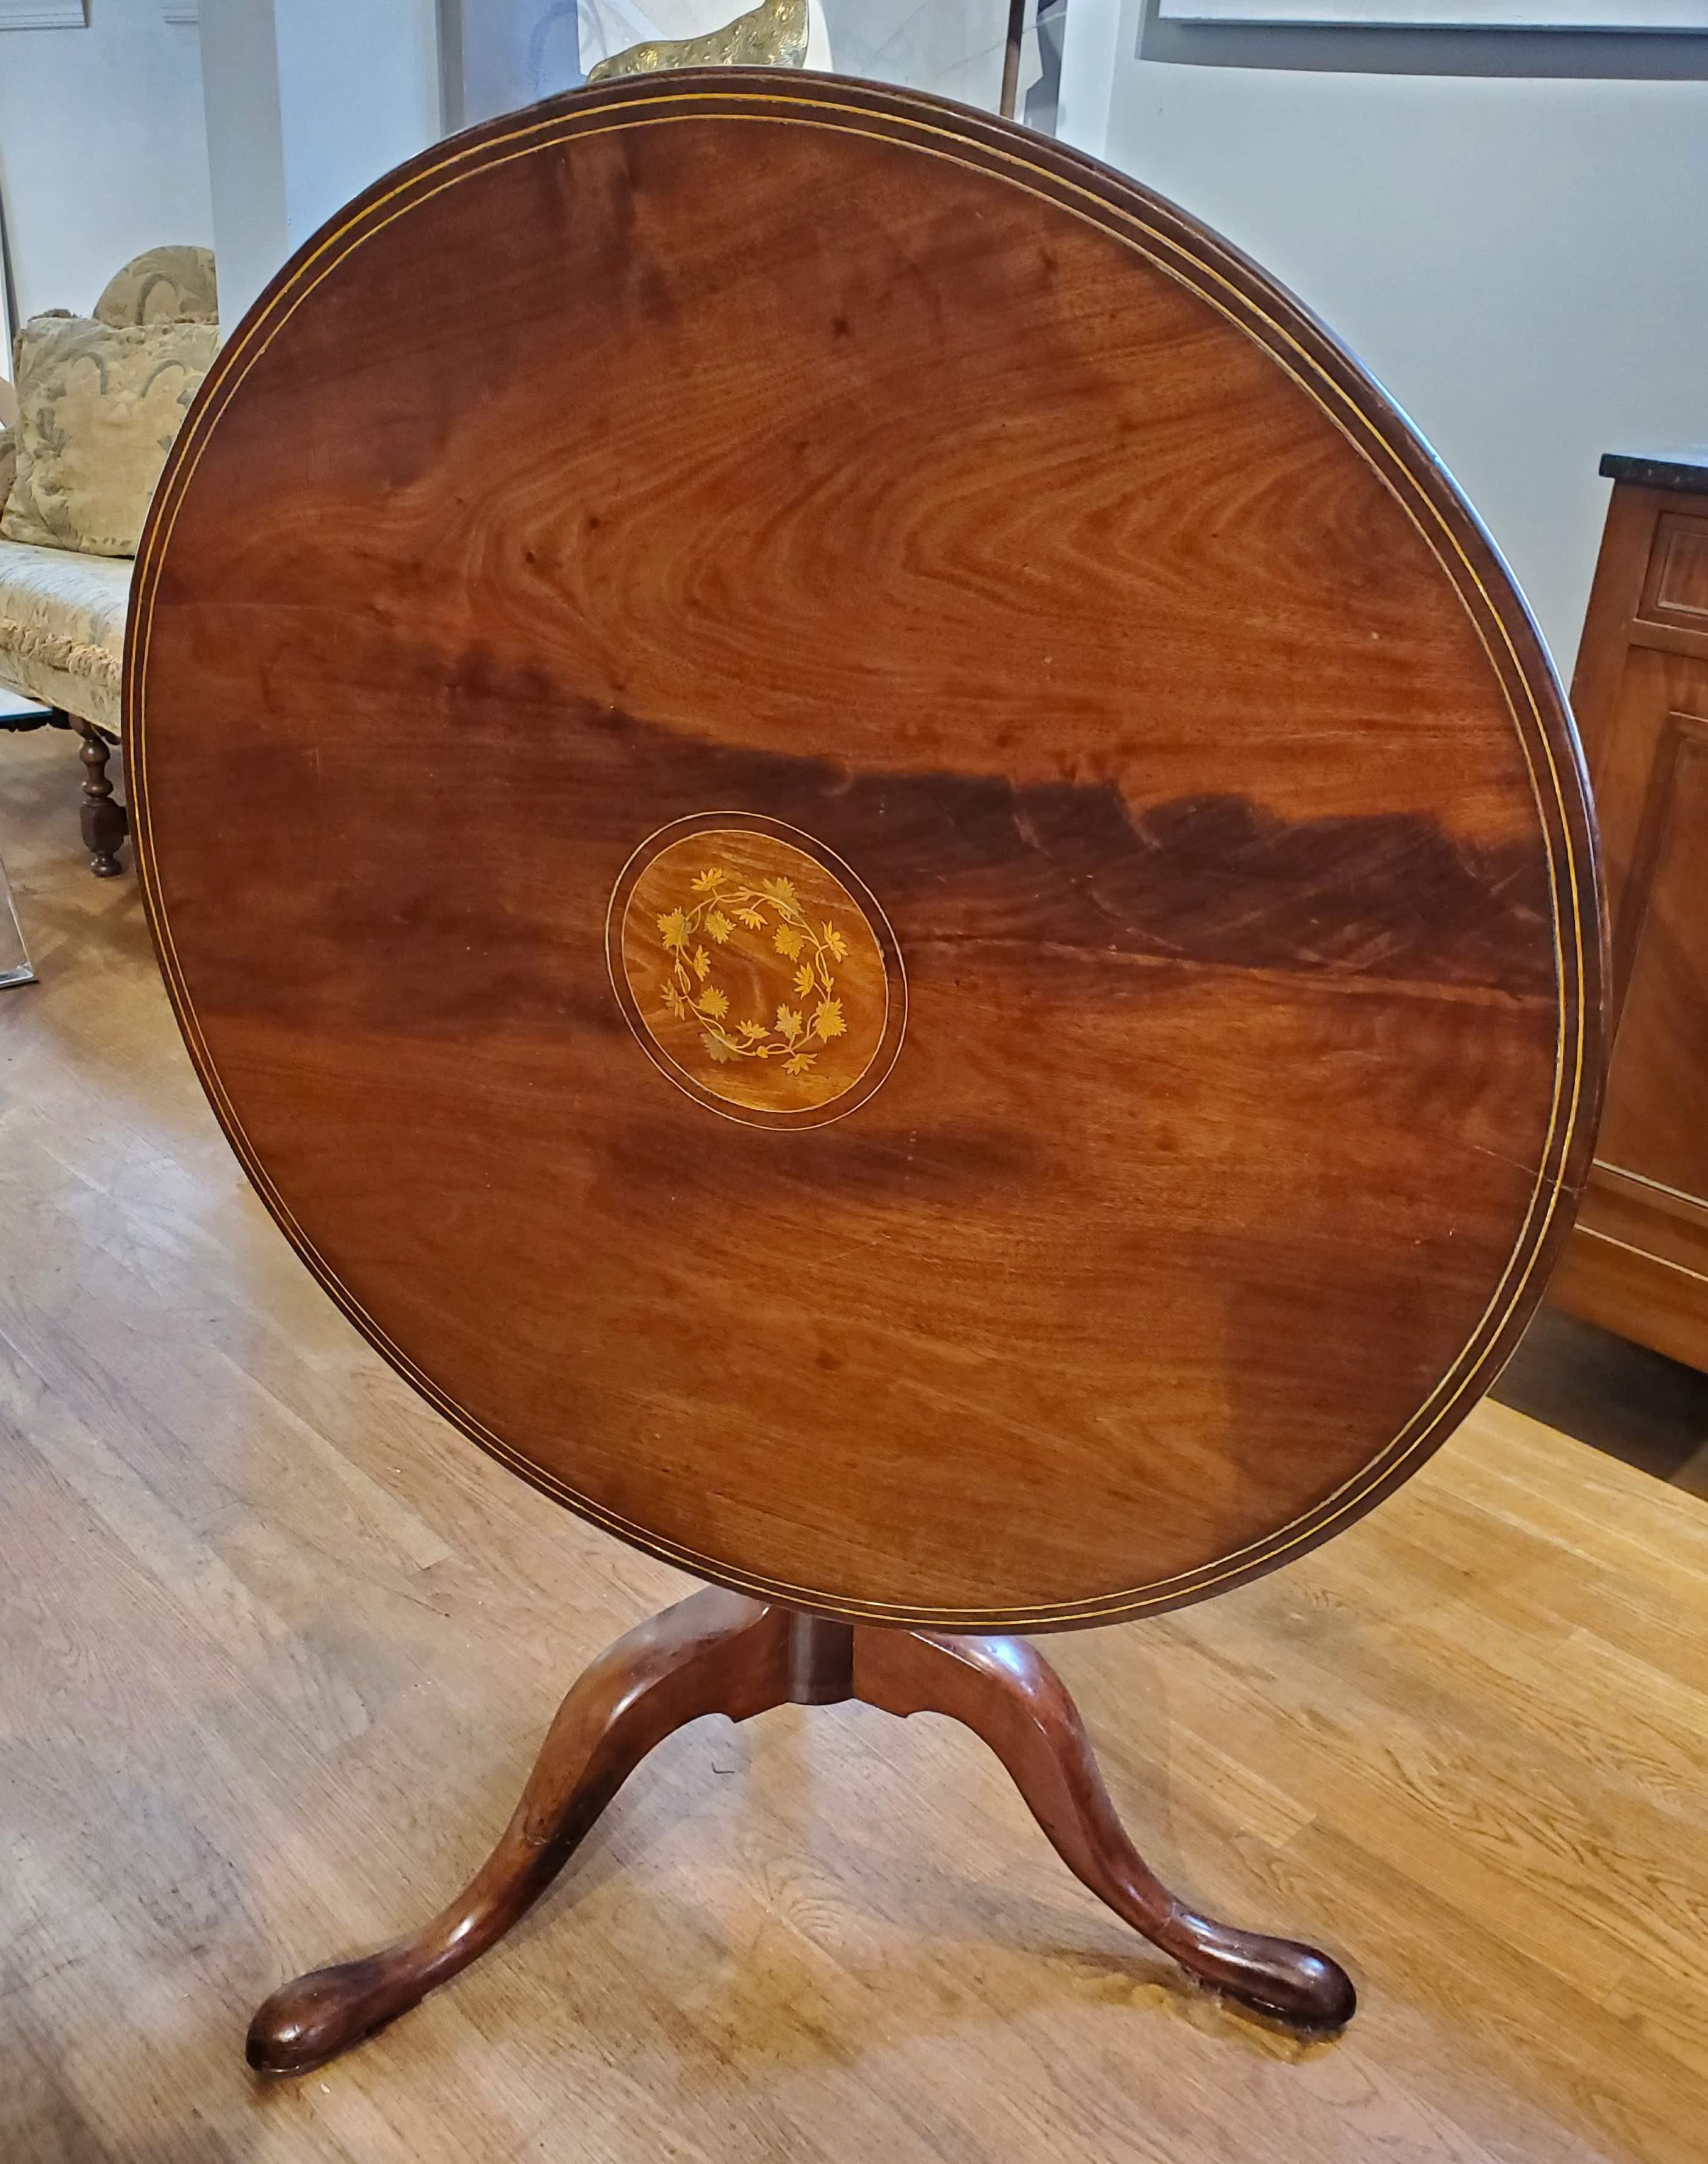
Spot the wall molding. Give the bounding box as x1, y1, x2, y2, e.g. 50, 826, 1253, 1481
0, 0, 87, 27
1139, 0, 1708, 75
1158, 2, 1707, 25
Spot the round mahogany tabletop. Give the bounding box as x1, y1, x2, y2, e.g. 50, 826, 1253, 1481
127, 73, 1603, 1631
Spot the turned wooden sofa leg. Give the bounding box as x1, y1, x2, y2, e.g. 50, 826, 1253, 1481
71, 715, 129, 878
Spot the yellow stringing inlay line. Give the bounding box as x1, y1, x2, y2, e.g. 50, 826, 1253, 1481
126, 87, 1589, 1622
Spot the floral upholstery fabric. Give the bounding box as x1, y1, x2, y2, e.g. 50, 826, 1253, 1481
0, 536, 129, 732
1, 313, 216, 559
0, 248, 215, 738
94, 245, 219, 330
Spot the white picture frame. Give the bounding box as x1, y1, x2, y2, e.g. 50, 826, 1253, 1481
0, 1, 87, 26
1157, 2, 1708, 25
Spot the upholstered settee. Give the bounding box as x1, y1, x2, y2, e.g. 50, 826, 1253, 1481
0, 247, 217, 875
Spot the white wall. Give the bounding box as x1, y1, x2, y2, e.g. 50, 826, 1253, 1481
199, 0, 441, 327
273, 0, 440, 250
195, 0, 285, 339
0, 0, 214, 323
452, 3, 1004, 126
1061, 5, 1708, 674
821, 0, 1015, 109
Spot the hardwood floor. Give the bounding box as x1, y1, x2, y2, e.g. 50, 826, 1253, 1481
4, 720, 1707, 2163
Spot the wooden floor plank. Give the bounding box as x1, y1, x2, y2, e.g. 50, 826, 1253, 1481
3, 724, 1706, 2160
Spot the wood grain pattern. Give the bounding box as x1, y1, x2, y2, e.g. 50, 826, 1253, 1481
1551, 1225, 1708, 1375
74, 717, 126, 879
1556, 476, 1708, 1370
247, 1589, 1352, 2074
608, 816, 906, 1126
1598, 696, 1708, 1198
247, 1587, 797, 2075
0, 733, 1699, 2164
1644, 514, 1708, 625
125, 73, 1602, 1628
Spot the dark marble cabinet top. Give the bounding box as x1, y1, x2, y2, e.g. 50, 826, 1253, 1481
1601, 449, 1708, 494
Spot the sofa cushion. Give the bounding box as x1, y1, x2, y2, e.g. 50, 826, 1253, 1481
0, 536, 129, 730
0, 425, 14, 510
1, 314, 215, 559
95, 245, 219, 329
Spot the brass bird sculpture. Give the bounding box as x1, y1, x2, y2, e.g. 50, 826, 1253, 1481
587, 0, 809, 83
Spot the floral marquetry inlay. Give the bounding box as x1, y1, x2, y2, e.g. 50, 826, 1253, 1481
607, 816, 906, 1129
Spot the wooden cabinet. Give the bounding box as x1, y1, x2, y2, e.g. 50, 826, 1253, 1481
1551, 451, 1708, 1369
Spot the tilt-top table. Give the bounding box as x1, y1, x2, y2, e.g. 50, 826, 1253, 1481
124, 72, 1604, 2076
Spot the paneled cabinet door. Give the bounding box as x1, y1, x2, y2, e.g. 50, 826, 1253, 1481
1553, 512, 1708, 1367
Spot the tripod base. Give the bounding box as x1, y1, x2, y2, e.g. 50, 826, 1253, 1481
248, 1589, 1355, 2075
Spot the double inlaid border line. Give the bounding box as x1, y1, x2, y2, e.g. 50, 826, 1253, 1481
125, 76, 1599, 1629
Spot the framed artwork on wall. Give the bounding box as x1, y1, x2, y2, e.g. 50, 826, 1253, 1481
1156, 2, 1708, 24
0, 3, 86, 26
